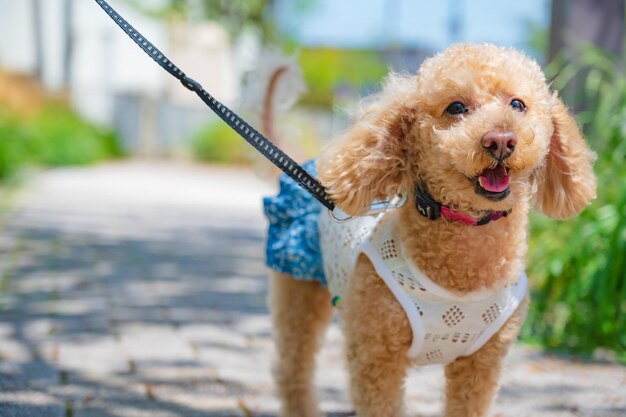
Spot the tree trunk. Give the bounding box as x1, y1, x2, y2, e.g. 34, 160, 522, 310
549, 0, 624, 62
549, 0, 624, 106
62, 0, 75, 90
32, 0, 44, 82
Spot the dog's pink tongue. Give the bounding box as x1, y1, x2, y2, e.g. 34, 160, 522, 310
478, 165, 510, 193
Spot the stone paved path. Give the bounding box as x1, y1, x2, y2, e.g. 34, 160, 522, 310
0, 161, 624, 417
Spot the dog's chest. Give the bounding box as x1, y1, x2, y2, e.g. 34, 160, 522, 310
318, 211, 527, 365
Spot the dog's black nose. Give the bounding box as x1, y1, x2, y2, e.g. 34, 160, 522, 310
481, 131, 517, 160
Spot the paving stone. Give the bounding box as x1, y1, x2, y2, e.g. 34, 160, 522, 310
0, 391, 64, 417
0, 161, 623, 417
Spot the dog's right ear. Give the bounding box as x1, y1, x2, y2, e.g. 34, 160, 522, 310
318, 75, 419, 216
533, 95, 597, 219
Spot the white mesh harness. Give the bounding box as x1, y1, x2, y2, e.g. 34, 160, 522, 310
319, 211, 528, 366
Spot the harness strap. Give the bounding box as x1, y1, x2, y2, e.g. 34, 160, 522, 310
94, 0, 336, 211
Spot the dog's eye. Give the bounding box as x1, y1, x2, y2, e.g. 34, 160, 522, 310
510, 99, 527, 112
445, 101, 468, 115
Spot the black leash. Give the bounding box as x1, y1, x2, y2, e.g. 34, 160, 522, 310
94, 0, 335, 211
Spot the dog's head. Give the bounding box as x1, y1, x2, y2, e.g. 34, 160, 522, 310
319, 44, 596, 220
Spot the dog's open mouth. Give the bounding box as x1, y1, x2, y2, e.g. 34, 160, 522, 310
473, 164, 511, 201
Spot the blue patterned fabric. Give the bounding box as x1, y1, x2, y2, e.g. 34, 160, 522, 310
263, 160, 326, 284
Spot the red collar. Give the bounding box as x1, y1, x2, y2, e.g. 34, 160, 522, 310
415, 185, 511, 226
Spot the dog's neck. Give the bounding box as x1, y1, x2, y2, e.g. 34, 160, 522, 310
414, 185, 511, 226
396, 198, 530, 294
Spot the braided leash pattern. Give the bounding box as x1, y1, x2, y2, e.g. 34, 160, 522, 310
94, 0, 335, 211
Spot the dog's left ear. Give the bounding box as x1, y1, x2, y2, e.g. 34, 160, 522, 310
318, 75, 419, 216
533, 95, 597, 219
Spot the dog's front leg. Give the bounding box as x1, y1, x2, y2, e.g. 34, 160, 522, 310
443, 295, 529, 417
342, 255, 413, 417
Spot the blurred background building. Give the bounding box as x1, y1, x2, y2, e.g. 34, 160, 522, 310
0, 0, 623, 159
0, 0, 556, 157
0, 0, 237, 156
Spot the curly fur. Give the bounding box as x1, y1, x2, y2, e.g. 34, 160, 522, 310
269, 44, 596, 417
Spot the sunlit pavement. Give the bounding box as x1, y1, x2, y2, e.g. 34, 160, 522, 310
0, 160, 623, 417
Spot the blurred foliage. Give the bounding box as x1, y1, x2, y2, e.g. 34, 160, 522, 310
125, 1, 387, 109
0, 104, 122, 182
191, 47, 386, 163
524, 19, 549, 62
191, 118, 250, 165
298, 48, 388, 108
522, 44, 626, 363
125, 0, 316, 43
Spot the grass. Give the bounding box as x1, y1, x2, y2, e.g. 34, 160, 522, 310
522, 44, 626, 363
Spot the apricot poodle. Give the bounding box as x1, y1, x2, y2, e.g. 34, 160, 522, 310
264, 43, 596, 417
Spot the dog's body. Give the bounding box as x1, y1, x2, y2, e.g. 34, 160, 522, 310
265, 44, 596, 417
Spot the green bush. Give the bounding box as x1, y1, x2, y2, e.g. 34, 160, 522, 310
522, 45, 626, 362
0, 104, 122, 182
29, 105, 121, 166
298, 48, 388, 107
0, 108, 31, 180
191, 119, 250, 165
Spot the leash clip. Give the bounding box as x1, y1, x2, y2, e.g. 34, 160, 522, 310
329, 193, 408, 223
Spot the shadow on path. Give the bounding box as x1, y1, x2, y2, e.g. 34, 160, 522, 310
0, 202, 314, 416
0, 163, 624, 417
